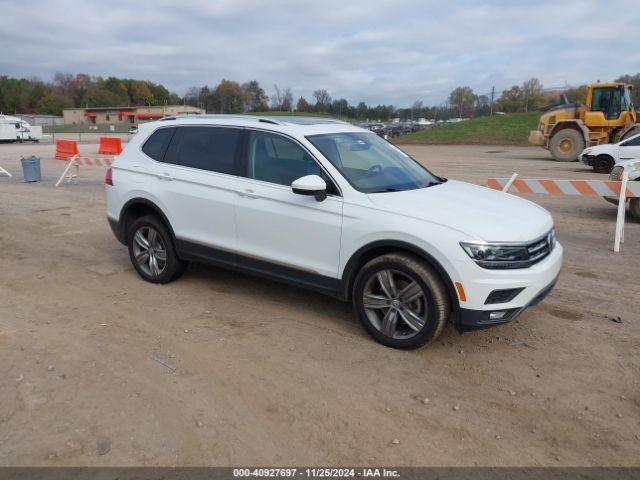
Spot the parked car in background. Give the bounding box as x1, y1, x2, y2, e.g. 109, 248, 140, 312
606, 158, 640, 221
581, 133, 640, 174
106, 115, 562, 349
383, 123, 403, 137
363, 123, 385, 136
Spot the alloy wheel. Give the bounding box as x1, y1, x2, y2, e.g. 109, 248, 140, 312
132, 226, 167, 277
362, 269, 428, 339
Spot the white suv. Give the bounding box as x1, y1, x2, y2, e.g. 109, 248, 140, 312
106, 115, 562, 349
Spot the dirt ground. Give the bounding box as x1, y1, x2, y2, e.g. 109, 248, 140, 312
0, 142, 638, 467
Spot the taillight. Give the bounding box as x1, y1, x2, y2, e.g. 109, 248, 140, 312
105, 167, 113, 186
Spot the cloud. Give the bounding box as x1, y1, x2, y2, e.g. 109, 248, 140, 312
0, 0, 638, 106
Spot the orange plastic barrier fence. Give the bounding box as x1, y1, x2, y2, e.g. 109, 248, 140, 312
98, 137, 122, 155
54, 140, 80, 160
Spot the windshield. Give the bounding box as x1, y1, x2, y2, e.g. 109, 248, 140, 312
306, 131, 442, 193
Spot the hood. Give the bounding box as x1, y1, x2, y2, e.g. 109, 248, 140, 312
367, 179, 553, 242
584, 142, 618, 155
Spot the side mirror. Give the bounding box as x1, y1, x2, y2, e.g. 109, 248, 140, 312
291, 174, 327, 202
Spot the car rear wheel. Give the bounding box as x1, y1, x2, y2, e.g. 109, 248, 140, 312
593, 155, 615, 174
127, 215, 186, 284
353, 253, 450, 349
550, 129, 584, 162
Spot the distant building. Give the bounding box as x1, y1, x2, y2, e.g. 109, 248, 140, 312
62, 105, 204, 125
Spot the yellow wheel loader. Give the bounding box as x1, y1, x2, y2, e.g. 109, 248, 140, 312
529, 82, 639, 162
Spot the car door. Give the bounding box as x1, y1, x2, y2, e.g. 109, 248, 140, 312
150, 125, 242, 259
234, 129, 343, 282
619, 135, 640, 161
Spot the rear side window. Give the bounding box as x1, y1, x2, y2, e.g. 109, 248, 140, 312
142, 127, 175, 161
163, 126, 241, 175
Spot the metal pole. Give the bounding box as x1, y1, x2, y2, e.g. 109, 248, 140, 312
490, 86, 495, 116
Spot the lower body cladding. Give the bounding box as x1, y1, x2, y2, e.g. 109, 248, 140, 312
455, 243, 563, 331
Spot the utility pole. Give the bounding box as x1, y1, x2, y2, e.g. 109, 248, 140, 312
490, 86, 495, 116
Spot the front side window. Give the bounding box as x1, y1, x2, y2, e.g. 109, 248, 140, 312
163, 126, 241, 175
307, 131, 442, 193
244, 130, 338, 194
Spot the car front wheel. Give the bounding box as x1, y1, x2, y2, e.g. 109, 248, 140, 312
353, 253, 450, 349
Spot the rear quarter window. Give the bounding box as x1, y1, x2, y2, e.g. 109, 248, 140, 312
141, 127, 175, 161
163, 126, 241, 175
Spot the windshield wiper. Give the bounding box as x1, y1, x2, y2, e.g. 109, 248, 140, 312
369, 187, 399, 193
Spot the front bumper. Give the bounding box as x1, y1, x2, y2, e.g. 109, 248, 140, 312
455, 242, 563, 330
581, 154, 595, 166
458, 275, 558, 330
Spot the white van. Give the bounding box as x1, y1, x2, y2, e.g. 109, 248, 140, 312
0, 115, 43, 142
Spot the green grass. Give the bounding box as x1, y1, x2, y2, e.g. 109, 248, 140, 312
398, 112, 540, 146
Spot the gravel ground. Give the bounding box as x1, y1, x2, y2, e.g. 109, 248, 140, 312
0, 142, 638, 466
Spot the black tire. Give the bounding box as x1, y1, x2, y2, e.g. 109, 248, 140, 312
549, 129, 584, 162
127, 215, 186, 284
352, 253, 450, 349
593, 155, 615, 174
630, 198, 640, 223
620, 126, 640, 141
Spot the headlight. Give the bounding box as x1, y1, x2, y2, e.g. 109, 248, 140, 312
610, 166, 624, 181
461, 229, 555, 269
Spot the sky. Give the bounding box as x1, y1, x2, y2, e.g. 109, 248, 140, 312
1, 0, 639, 107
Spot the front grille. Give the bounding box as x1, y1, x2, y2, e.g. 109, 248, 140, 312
526, 230, 555, 265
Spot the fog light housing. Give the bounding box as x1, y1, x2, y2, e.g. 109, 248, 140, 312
478, 308, 520, 324
485, 287, 525, 304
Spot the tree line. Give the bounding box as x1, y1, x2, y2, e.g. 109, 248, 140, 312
0, 73, 181, 116
1, 72, 638, 121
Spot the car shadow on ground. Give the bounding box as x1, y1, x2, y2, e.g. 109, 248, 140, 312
176, 262, 494, 349
185, 262, 359, 325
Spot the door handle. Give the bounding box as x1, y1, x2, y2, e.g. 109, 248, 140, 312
238, 189, 259, 199
157, 172, 173, 181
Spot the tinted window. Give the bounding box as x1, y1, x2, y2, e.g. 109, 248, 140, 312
244, 130, 338, 194
623, 135, 640, 146
142, 127, 175, 161
163, 126, 241, 174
